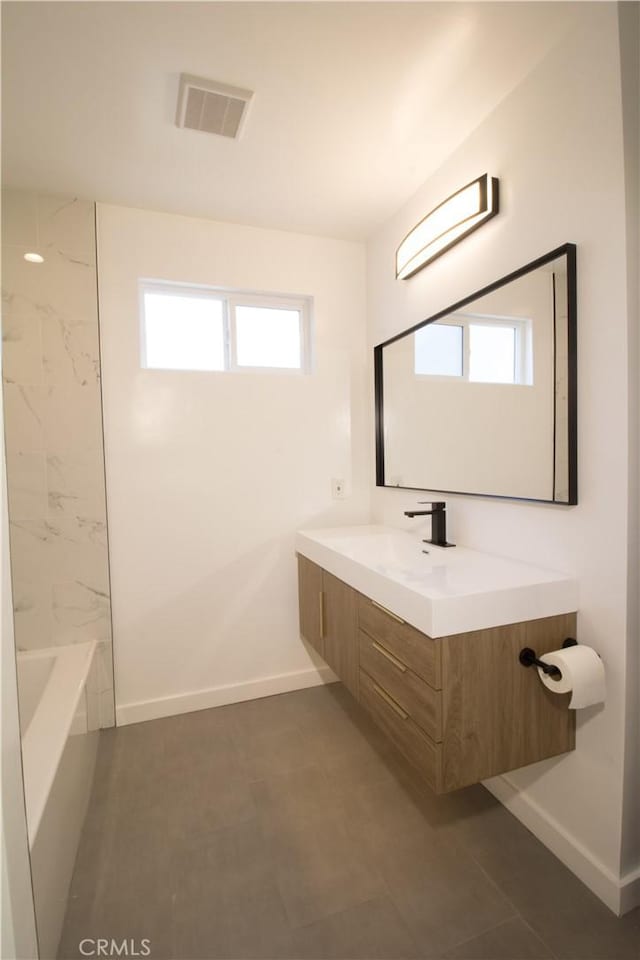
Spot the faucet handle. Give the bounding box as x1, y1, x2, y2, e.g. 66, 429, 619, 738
418, 500, 445, 509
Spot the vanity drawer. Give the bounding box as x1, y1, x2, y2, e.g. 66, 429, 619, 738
359, 670, 441, 792
358, 594, 441, 689
358, 630, 442, 741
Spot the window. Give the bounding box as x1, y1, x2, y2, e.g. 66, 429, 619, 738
414, 314, 531, 385
468, 323, 517, 384
140, 282, 311, 373
235, 305, 301, 369
415, 324, 463, 377
143, 290, 226, 371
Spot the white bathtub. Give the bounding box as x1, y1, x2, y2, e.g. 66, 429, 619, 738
18, 642, 99, 960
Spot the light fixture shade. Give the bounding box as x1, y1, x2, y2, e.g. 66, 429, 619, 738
396, 174, 499, 280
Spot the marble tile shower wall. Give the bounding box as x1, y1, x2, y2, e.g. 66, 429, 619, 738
2, 189, 115, 727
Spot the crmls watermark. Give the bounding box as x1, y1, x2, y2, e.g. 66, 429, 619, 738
78, 939, 151, 957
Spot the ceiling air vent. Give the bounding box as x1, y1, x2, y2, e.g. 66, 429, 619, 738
176, 74, 253, 139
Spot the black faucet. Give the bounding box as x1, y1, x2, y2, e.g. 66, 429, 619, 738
404, 501, 455, 548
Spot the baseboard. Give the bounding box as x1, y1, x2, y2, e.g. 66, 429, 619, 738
485, 774, 640, 916
115, 664, 338, 727
619, 864, 640, 915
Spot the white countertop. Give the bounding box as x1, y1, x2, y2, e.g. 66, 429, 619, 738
296, 525, 578, 638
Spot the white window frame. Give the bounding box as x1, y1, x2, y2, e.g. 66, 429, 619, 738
414, 312, 532, 385
227, 293, 311, 374
139, 280, 312, 374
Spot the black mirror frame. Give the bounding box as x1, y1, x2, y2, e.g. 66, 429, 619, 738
374, 243, 577, 505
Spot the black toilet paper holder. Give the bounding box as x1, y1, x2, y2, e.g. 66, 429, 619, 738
519, 638, 577, 678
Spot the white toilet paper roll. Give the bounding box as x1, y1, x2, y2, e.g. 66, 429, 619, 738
537, 645, 605, 709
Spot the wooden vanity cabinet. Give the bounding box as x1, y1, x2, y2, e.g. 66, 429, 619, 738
297, 557, 359, 698
322, 571, 359, 699
297, 555, 576, 793
298, 555, 324, 656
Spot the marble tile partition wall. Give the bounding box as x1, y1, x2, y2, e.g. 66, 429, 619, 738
1, 190, 115, 727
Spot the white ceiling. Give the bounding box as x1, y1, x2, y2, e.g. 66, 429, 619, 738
2, 2, 578, 240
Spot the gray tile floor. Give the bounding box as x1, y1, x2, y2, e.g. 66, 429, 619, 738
58, 684, 640, 960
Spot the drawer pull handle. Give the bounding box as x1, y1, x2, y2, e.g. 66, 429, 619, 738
372, 682, 408, 720
372, 641, 407, 673
319, 592, 324, 639
371, 600, 405, 624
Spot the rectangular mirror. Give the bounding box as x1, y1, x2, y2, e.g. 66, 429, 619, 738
375, 244, 577, 503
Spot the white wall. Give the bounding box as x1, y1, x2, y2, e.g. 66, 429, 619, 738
367, 4, 637, 912
97, 205, 369, 723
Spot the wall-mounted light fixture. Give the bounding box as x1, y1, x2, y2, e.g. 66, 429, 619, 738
396, 173, 499, 280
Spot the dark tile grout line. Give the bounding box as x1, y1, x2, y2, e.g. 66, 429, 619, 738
519, 915, 562, 960
220, 749, 443, 958
352, 798, 525, 960
452, 846, 559, 960
439, 915, 555, 960
421, 797, 562, 959
299, 732, 521, 960
310, 715, 569, 960
222, 728, 531, 959
322, 769, 433, 960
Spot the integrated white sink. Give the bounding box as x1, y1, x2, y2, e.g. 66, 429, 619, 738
296, 525, 578, 637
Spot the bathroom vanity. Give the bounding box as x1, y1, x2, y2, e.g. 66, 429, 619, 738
296, 526, 578, 793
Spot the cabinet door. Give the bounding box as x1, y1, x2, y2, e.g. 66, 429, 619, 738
298, 555, 324, 657
323, 571, 359, 698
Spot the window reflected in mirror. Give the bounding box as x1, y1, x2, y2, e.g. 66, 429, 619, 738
376, 245, 576, 503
